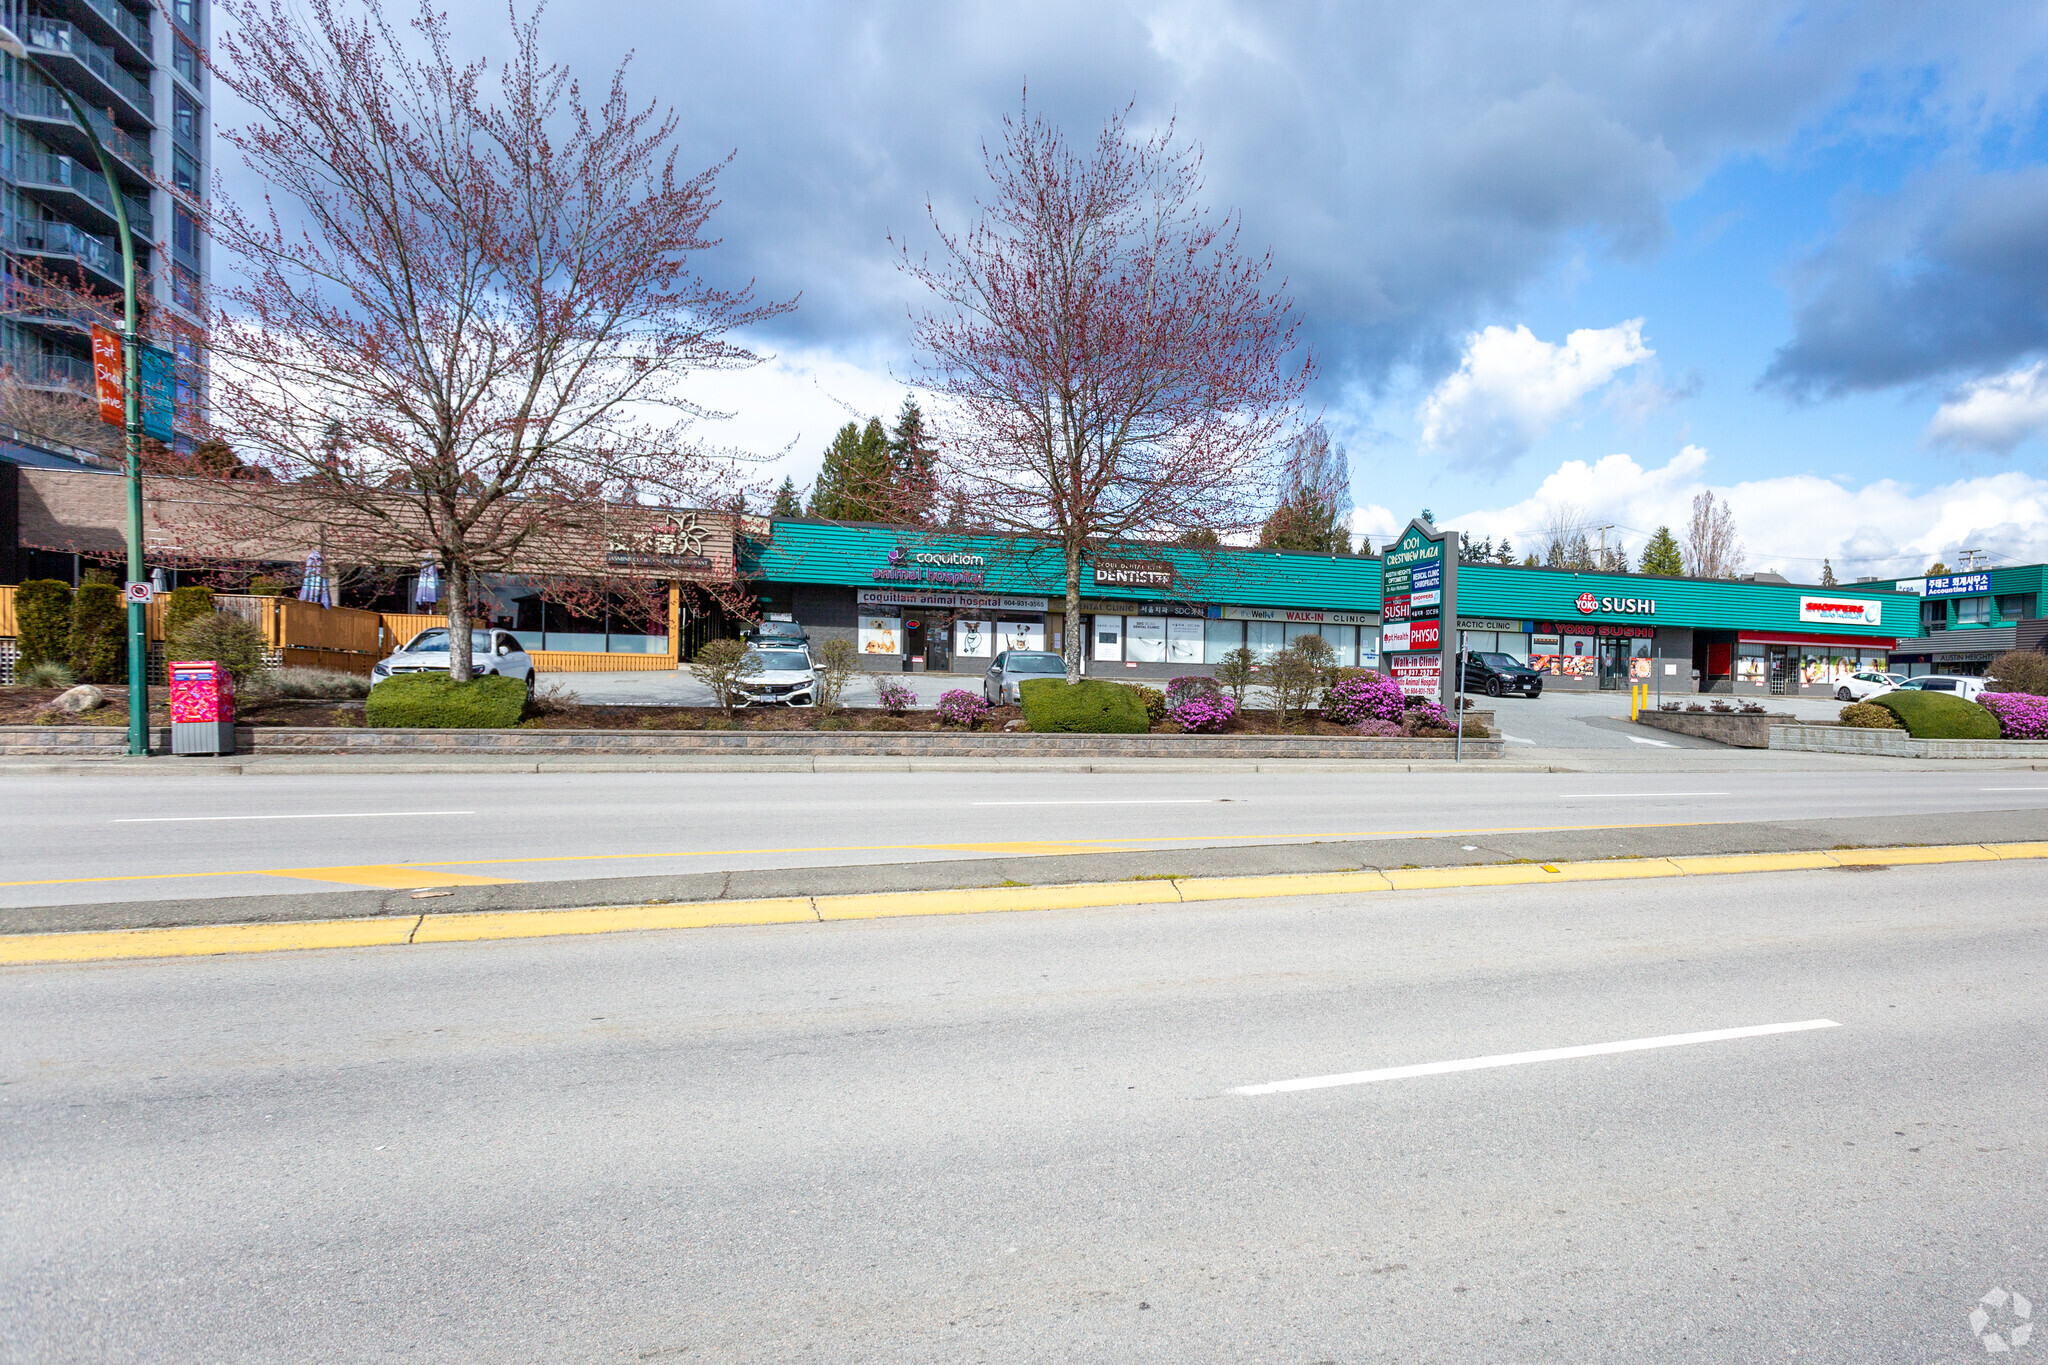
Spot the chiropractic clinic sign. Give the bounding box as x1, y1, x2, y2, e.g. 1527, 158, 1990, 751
1575, 592, 1657, 615
1798, 594, 1883, 626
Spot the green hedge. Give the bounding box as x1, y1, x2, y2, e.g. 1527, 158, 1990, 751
1019, 678, 1150, 733
68, 581, 126, 683
1869, 690, 1999, 740
14, 579, 73, 665
367, 673, 527, 728
163, 585, 216, 643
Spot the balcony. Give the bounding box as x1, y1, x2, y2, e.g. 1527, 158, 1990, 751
7, 214, 126, 293
3, 347, 96, 391
23, 19, 154, 127
52, 0, 154, 64
3, 76, 155, 180
8, 149, 154, 237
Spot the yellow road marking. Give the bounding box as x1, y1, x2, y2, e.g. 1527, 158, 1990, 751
4, 840, 2042, 967
260, 865, 523, 889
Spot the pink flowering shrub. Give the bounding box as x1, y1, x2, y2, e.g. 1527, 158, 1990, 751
936, 689, 991, 728
1165, 675, 1219, 708
1401, 698, 1451, 734
1980, 691, 2048, 739
1353, 718, 1402, 737
1168, 691, 1237, 733
1324, 670, 1406, 725
876, 680, 917, 713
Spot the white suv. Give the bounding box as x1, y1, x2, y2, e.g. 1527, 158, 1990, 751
1896, 674, 1988, 701
372, 628, 536, 695
1835, 670, 1905, 702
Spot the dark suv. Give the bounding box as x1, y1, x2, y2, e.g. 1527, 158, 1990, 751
1459, 651, 1544, 698
746, 618, 809, 647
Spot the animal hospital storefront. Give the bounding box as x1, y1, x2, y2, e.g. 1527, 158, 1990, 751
741, 520, 1924, 693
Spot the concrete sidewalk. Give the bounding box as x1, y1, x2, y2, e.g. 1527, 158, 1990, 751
10, 806, 2043, 937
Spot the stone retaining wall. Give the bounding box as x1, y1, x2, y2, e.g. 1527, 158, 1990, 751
1769, 724, 2048, 759
1635, 710, 1791, 748
0, 725, 1501, 760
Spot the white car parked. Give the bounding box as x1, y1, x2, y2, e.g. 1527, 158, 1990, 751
372, 628, 536, 696
1895, 674, 1988, 701
1835, 670, 1906, 702
735, 645, 817, 707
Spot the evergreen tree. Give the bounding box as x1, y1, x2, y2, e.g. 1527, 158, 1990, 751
1494, 538, 1514, 565
1639, 525, 1683, 576
1522, 552, 1539, 567
1178, 527, 1222, 549
770, 477, 803, 518
808, 418, 895, 521
1355, 533, 1373, 556
1820, 558, 1837, 587
888, 397, 937, 522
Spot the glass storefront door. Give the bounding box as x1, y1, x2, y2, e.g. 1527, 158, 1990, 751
1767, 645, 1794, 695
1596, 637, 1629, 690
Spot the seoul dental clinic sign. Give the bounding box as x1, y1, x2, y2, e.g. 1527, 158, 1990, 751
1380, 518, 1456, 699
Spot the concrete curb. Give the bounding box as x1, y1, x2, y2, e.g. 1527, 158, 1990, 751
5, 837, 2042, 965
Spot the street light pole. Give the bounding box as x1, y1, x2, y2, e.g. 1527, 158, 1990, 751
1, 30, 150, 755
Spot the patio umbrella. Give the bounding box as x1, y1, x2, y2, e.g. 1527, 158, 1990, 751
298, 551, 333, 608
414, 561, 440, 608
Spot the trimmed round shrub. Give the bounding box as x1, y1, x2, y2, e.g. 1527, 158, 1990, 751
1979, 691, 2048, 740
1018, 678, 1149, 733
1168, 691, 1236, 733
1324, 669, 1406, 725
1838, 702, 1903, 730
1869, 690, 1999, 740
1987, 649, 2048, 697
935, 688, 991, 728
67, 581, 127, 683
168, 611, 269, 688
13, 579, 73, 666
366, 673, 526, 728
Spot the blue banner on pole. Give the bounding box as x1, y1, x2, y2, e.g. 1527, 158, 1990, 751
139, 343, 174, 443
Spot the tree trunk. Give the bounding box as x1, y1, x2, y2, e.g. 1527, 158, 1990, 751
1063, 539, 1083, 684
447, 561, 473, 683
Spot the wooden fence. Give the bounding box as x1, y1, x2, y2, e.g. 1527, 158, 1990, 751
1, 583, 683, 676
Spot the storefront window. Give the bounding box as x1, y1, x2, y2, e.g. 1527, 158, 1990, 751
1922, 600, 1946, 629
1737, 643, 1765, 684
1203, 618, 1244, 662
1126, 616, 1167, 662
1998, 593, 2036, 621
1955, 597, 1991, 625
1093, 616, 1122, 662
1320, 623, 1355, 666
996, 620, 1045, 652
858, 615, 901, 656
954, 619, 993, 659
1246, 620, 1284, 662
1359, 628, 1381, 666
1166, 618, 1203, 664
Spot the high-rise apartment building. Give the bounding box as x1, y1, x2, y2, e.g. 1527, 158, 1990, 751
1, 0, 206, 447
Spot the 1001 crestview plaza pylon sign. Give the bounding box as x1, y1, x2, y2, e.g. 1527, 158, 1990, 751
1379, 518, 1457, 700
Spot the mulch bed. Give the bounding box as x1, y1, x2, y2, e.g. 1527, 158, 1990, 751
3, 686, 1448, 736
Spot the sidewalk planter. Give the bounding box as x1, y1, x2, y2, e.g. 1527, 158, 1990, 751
1769, 724, 2048, 759
1635, 709, 1793, 748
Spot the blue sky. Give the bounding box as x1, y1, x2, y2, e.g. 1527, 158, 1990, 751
219, 1, 2048, 578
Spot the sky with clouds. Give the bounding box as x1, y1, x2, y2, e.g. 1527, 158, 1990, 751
215, 0, 2048, 580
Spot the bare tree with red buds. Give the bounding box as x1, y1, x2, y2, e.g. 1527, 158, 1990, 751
900, 102, 1310, 681
196, 0, 790, 680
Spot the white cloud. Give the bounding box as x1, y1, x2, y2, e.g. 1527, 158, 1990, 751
678, 338, 913, 497
1925, 361, 2048, 453
1452, 445, 2048, 576
1417, 320, 1652, 470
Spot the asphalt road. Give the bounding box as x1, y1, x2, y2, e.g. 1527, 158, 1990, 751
4, 764, 2048, 909
5, 861, 2043, 1362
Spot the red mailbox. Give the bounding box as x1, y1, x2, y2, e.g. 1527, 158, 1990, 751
169, 659, 237, 756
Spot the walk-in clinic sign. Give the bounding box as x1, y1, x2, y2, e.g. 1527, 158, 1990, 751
1380, 518, 1456, 700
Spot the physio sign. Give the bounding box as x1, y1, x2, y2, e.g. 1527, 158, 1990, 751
1798, 595, 1883, 626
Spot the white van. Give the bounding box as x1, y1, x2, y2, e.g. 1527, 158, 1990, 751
1896, 674, 1988, 701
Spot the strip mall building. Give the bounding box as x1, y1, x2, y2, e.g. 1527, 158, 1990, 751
744, 519, 2042, 696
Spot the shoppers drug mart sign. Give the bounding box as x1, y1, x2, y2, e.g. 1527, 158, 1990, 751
1798, 595, 1883, 626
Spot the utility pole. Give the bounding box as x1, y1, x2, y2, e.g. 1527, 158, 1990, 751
1, 24, 150, 756
1596, 524, 1617, 571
